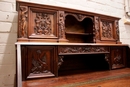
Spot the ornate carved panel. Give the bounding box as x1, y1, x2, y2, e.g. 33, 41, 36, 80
100, 20, 114, 40
58, 46, 109, 54
111, 47, 126, 69
22, 46, 56, 79
19, 6, 28, 38
34, 13, 52, 35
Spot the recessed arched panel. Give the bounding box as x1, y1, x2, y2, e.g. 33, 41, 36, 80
65, 15, 94, 43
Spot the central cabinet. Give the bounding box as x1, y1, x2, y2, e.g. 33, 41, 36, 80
16, 1, 128, 83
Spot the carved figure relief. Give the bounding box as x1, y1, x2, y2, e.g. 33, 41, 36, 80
112, 49, 123, 68
58, 11, 66, 39
34, 13, 52, 35
59, 46, 109, 53
31, 50, 48, 74
101, 21, 113, 39
58, 56, 64, 69
19, 6, 28, 38
94, 16, 100, 41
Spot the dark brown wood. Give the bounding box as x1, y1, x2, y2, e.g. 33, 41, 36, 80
16, 0, 129, 83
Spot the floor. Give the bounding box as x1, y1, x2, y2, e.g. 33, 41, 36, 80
22, 68, 130, 87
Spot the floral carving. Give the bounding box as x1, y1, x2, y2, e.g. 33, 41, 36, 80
101, 21, 113, 39
59, 11, 66, 39
59, 46, 109, 53
34, 13, 52, 35
58, 56, 64, 69
19, 6, 28, 38
31, 50, 48, 74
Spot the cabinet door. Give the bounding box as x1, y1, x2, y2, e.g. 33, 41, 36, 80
111, 47, 126, 69
21, 46, 56, 80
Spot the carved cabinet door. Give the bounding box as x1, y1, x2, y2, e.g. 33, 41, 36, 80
21, 46, 57, 80
110, 47, 126, 69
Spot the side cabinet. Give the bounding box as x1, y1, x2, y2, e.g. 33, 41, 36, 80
21, 46, 57, 80
110, 47, 126, 69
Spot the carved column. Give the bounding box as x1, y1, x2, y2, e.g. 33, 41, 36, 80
94, 16, 100, 42
115, 20, 120, 44
19, 6, 28, 38
58, 11, 68, 42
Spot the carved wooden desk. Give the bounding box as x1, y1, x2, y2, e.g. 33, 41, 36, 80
15, 42, 128, 87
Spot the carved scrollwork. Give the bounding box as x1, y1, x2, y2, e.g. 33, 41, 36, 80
19, 6, 28, 38
105, 54, 110, 64
101, 21, 113, 39
31, 50, 49, 74
58, 11, 66, 39
65, 13, 93, 22
59, 46, 109, 53
94, 16, 100, 41
34, 13, 52, 35
58, 56, 64, 69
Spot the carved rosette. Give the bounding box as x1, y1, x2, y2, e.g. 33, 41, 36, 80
94, 16, 100, 41
34, 13, 52, 35
59, 46, 109, 53
31, 50, 49, 74
112, 49, 124, 69
19, 6, 28, 38
101, 21, 113, 39
58, 56, 64, 69
115, 20, 119, 41
58, 11, 66, 39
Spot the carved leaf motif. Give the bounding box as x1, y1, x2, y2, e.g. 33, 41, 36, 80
31, 50, 48, 74
34, 13, 52, 35
101, 21, 113, 39
19, 6, 28, 38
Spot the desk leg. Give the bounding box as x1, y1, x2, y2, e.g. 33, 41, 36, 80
17, 44, 22, 87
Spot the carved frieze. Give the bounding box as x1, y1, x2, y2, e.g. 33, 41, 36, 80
59, 46, 109, 54
19, 6, 28, 38
101, 21, 113, 39
34, 13, 52, 35
58, 11, 66, 39
94, 16, 100, 41
31, 50, 49, 74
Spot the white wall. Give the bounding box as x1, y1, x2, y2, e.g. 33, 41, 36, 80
0, 0, 129, 87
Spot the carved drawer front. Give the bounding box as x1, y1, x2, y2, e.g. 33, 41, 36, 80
110, 47, 126, 69
21, 46, 56, 80
58, 46, 109, 55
